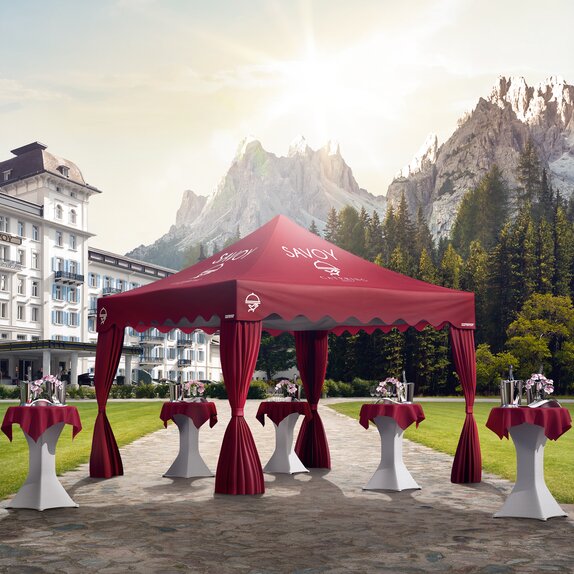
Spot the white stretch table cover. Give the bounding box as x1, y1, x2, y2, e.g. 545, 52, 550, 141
8, 422, 77, 511
164, 414, 213, 478
494, 422, 567, 520
364, 415, 420, 491
264, 412, 308, 474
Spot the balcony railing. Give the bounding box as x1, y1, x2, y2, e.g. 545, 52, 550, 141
139, 355, 163, 365
140, 333, 165, 344
102, 287, 122, 296
177, 359, 192, 367
87, 307, 98, 317
55, 270, 84, 285
177, 338, 192, 347
0, 258, 23, 272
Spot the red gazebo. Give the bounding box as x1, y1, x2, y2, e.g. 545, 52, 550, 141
90, 215, 481, 494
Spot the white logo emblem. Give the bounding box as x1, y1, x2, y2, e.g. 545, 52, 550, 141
99, 307, 108, 325
192, 263, 224, 280
314, 260, 341, 276
245, 293, 261, 313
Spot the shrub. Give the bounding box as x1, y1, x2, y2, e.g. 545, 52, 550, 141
156, 384, 170, 399
109, 384, 134, 399
0, 385, 19, 399
351, 378, 373, 397
205, 382, 227, 399
247, 380, 268, 399
134, 383, 157, 399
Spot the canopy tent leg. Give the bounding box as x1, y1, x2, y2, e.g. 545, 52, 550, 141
450, 327, 482, 483
215, 319, 265, 494
89, 324, 125, 478
294, 330, 331, 469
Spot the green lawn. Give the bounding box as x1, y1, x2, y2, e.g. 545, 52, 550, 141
0, 401, 166, 500
329, 401, 574, 504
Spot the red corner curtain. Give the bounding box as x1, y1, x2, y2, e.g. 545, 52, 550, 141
215, 319, 265, 494
89, 324, 125, 478
449, 327, 482, 483
294, 330, 331, 468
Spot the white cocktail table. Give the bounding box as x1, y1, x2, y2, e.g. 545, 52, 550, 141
359, 402, 425, 491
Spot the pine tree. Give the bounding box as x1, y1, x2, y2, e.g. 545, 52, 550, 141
553, 205, 574, 296
324, 207, 339, 242
309, 219, 320, 236
336, 206, 365, 256
439, 244, 463, 289
516, 139, 542, 206
417, 248, 438, 283
414, 207, 435, 263
365, 211, 384, 262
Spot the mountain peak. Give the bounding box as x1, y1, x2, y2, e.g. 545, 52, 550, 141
396, 133, 438, 178
234, 135, 263, 161
288, 135, 311, 157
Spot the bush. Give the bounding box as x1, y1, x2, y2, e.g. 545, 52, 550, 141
134, 383, 157, 399
67, 386, 96, 400
0, 385, 20, 399
205, 382, 227, 399
351, 378, 373, 397
247, 380, 269, 399
109, 384, 134, 399
156, 384, 170, 399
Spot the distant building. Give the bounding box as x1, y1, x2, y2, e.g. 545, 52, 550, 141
0, 142, 221, 385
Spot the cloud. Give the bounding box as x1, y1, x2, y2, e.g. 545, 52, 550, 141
0, 78, 63, 105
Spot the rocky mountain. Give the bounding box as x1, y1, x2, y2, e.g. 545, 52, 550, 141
128, 136, 386, 268
387, 76, 574, 239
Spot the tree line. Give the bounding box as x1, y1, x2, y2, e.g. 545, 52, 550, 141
311, 140, 574, 395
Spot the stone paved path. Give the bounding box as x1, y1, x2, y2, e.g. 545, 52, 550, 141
0, 399, 573, 573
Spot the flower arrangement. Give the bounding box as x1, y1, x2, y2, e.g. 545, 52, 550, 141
275, 380, 299, 399
374, 377, 405, 399
30, 374, 63, 400
524, 373, 554, 396
184, 380, 205, 397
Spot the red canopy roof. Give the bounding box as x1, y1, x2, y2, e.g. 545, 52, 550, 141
97, 215, 475, 334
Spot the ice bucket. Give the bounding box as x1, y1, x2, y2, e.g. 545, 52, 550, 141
405, 383, 415, 403
526, 386, 542, 404
500, 380, 514, 406
169, 382, 184, 401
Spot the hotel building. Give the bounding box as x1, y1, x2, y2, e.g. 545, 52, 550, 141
0, 142, 221, 385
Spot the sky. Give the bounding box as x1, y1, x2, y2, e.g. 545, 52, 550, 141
1, 0, 573, 254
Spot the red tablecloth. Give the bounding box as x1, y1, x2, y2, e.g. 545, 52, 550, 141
1, 405, 82, 442
256, 401, 312, 427
160, 401, 218, 429
359, 402, 425, 430
486, 407, 572, 440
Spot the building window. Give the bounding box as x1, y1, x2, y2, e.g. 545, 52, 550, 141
2, 170, 11, 181
68, 312, 79, 327
0, 274, 7, 291
58, 165, 69, 177
88, 273, 98, 288
88, 317, 96, 332
17, 305, 25, 321
17, 249, 25, 265
53, 310, 64, 325
0, 216, 9, 232
31, 280, 39, 297
56, 230, 63, 247
69, 234, 77, 250
104, 276, 113, 289
31, 251, 40, 269
17, 221, 25, 237
69, 260, 78, 274
17, 277, 25, 295
0, 302, 6, 318
197, 350, 205, 362
17, 334, 26, 341
53, 285, 63, 300
69, 209, 77, 224
32, 225, 40, 241
55, 204, 63, 220
53, 257, 64, 272
31, 307, 39, 322
69, 287, 78, 303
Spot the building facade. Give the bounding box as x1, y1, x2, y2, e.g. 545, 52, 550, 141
0, 142, 221, 385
